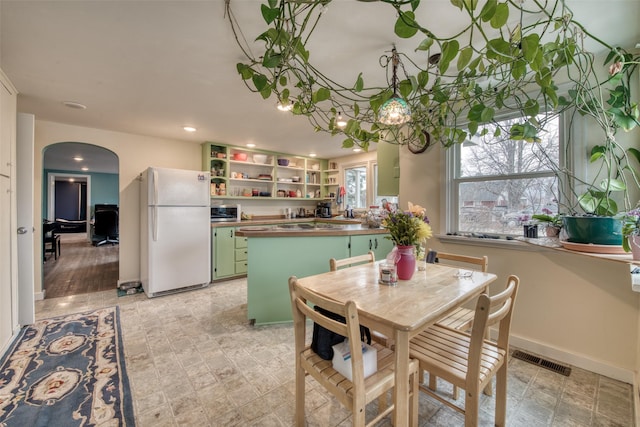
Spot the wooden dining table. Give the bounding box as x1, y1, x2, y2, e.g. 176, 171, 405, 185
295, 260, 497, 426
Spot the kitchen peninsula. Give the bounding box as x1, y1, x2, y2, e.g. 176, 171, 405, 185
232, 220, 393, 325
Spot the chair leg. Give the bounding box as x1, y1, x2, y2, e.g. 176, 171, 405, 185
495, 364, 508, 427
295, 360, 306, 427
410, 365, 419, 427
464, 389, 479, 427
483, 329, 493, 396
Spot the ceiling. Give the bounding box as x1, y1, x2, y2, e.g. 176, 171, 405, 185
1, 0, 639, 173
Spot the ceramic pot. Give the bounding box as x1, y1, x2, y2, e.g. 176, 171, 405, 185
630, 235, 640, 261
562, 216, 622, 246
396, 245, 416, 280
545, 225, 561, 237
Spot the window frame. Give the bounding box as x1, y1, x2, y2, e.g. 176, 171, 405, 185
445, 111, 571, 236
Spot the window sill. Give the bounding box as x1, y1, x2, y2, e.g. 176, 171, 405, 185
436, 233, 640, 265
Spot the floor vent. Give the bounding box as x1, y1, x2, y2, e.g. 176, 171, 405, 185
512, 350, 572, 377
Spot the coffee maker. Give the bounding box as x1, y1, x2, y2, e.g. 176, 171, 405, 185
315, 202, 332, 218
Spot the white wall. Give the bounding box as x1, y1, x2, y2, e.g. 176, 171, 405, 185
33, 120, 204, 291
399, 142, 640, 383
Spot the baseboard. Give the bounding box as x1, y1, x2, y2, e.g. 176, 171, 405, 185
34, 290, 45, 300
505, 332, 634, 384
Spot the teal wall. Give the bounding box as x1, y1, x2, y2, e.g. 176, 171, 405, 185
42, 169, 119, 219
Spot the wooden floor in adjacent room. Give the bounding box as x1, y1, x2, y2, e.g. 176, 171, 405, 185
43, 232, 119, 299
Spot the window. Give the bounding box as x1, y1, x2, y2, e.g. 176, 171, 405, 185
373, 164, 398, 208
345, 165, 367, 209
447, 114, 563, 235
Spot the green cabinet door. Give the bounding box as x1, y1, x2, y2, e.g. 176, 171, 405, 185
377, 141, 399, 196
247, 235, 349, 325
214, 226, 235, 279
350, 233, 394, 261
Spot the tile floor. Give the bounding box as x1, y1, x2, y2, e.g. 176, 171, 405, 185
35, 279, 635, 426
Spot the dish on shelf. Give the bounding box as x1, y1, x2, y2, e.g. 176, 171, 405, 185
253, 154, 268, 164
233, 152, 248, 161
257, 174, 272, 180
277, 178, 293, 182
310, 164, 320, 170
277, 158, 289, 166
559, 240, 626, 254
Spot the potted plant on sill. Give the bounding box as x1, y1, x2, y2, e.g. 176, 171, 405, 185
532, 210, 564, 238
622, 205, 640, 260
226, 0, 640, 244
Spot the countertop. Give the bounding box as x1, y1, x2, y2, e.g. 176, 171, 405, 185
224, 218, 389, 237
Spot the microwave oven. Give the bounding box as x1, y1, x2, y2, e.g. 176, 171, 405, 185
210, 204, 241, 222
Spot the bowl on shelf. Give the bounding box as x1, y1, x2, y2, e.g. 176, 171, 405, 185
311, 164, 320, 170
292, 176, 300, 182
259, 192, 271, 197
233, 152, 248, 161
253, 154, 268, 164
277, 158, 290, 166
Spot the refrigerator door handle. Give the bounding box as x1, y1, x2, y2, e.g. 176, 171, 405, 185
152, 206, 158, 241
152, 168, 159, 205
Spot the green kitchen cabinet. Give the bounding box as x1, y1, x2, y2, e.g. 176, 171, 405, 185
377, 141, 399, 196
214, 227, 235, 279
235, 234, 248, 274
246, 235, 349, 325
350, 233, 394, 260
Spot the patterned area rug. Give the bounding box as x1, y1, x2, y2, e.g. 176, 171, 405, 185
0, 307, 135, 426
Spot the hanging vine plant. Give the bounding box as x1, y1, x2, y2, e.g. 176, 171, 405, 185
225, 0, 640, 214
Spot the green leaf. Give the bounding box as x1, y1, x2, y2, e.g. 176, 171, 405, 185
467, 121, 478, 135
486, 38, 511, 60
463, 0, 478, 11
628, 147, 640, 164
395, 11, 419, 38
399, 79, 413, 98
354, 73, 364, 92
439, 40, 460, 74
252, 74, 268, 91
261, 4, 279, 24
480, 106, 495, 122
600, 178, 626, 192
457, 47, 473, 71
450, 0, 464, 10
236, 63, 254, 80
262, 51, 282, 68
511, 59, 526, 80
467, 104, 485, 122
417, 70, 429, 88
523, 99, 540, 117
312, 87, 331, 103
267, 0, 277, 7
480, 0, 497, 21
342, 138, 355, 149
521, 33, 540, 63
490, 3, 509, 29
259, 85, 272, 100
415, 37, 434, 51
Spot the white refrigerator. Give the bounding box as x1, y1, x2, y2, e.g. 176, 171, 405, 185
140, 167, 211, 297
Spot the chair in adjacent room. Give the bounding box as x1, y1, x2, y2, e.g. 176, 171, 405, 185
43, 220, 61, 261
93, 209, 119, 246
426, 250, 490, 397
288, 276, 419, 427
409, 275, 520, 427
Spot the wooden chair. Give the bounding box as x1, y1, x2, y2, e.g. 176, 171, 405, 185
329, 250, 375, 271
289, 276, 420, 427
427, 250, 490, 397
409, 275, 520, 427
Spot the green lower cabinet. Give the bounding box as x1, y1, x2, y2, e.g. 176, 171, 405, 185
235, 235, 248, 274
350, 233, 394, 260
214, 227, 235, 279
247, 236, 349, 325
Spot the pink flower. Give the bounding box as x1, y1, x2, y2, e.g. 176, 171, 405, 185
609, 61, 623, 76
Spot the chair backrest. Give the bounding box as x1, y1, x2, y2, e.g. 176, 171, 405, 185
288, 276, 368, 387
427, 249, 488, 272
329, 251, 375, 271
94, 209, 118, 236
467, 275, 519, 385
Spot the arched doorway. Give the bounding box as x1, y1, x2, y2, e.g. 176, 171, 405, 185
42, 142, 119, 298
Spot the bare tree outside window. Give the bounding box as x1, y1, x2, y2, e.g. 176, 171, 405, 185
453, 115, 561, 235
345, 166, 367, 209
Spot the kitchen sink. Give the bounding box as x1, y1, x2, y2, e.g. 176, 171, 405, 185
275, 223, 344, 230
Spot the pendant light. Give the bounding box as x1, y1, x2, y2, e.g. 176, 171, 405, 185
336, 112, 347, 128
378, 48, 411, 125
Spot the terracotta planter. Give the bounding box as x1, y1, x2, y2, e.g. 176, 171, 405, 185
545, 225, 561, 237
562, 216, 622, 246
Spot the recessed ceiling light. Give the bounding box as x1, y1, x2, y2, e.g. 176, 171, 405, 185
246, 143, 256, 148
81, 167, 89, 171
73, 156, 83, 161
183, 126, 197, 132
309, 153, 317, 157
353, 148, 362, 152
62, 101, 87, 110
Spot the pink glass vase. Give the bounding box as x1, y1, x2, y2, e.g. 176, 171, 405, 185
396, 245, 416, 280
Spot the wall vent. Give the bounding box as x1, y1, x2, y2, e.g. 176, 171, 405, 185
512, 350, 571, 377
